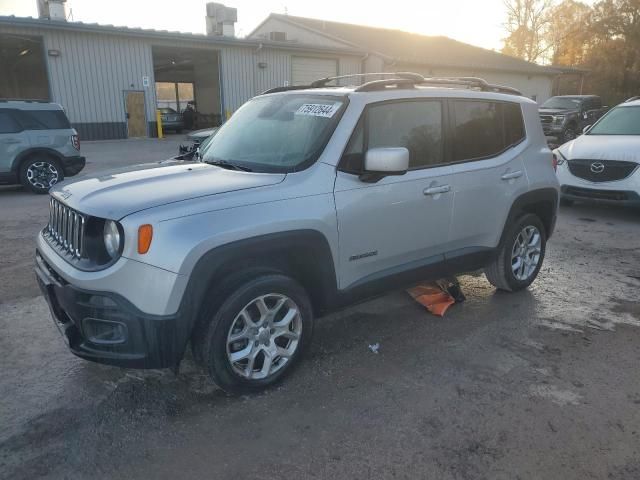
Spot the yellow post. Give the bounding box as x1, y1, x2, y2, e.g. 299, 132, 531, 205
156, 109, 164, 139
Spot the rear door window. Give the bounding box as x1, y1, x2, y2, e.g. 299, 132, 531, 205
452, 100, 525, 161
0, 110, 22, 134
17, 110, 71, 130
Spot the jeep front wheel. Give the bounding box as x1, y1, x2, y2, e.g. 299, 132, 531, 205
200, 274, 313, 394
484, 214, 546, 292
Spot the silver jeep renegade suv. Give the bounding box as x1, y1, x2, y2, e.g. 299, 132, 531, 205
34, 74, 559, 394
0, 100, 85, 193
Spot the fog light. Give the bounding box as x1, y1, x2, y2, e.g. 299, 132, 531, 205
82, 318, 127, 345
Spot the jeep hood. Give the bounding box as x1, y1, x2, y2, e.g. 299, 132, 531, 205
558, 135, 640, 163
50, 160, 286, 219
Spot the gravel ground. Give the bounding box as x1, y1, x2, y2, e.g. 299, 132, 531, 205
1, 138, 639, 480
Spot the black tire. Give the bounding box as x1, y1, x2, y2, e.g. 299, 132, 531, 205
560, 197, 574, 207
198, 274, 313, 395
561, 126, 577, 144
19, 155, 64, 194
484, 213, 547, 292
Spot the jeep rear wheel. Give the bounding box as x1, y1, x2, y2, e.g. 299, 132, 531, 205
200, 274, 313, 394
19, 155, 64, 194
484, 214, 546, 292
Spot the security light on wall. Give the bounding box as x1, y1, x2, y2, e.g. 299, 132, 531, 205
47, 49, 61, 57
258, 62, 267, 69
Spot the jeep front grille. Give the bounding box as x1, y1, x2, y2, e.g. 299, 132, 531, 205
45, 198, 87, 258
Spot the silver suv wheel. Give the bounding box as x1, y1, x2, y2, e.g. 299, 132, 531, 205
511, 225, 542, 281
226, 293, 302, 380
26, 161, 60, 190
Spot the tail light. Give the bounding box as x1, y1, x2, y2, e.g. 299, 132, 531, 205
71, 134, 80, 151
552, 153, 558, 172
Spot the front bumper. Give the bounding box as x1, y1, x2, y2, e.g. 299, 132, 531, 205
561, 185, 640, 206
35, 250, 185, 368
61, 155, 86, 176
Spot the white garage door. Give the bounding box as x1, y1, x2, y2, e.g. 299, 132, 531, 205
291, 57, 338, 85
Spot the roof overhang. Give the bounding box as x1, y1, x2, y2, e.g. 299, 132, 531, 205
0, 16, 365, 57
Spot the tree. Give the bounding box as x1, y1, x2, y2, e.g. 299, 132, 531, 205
502, 0, 554, 63
588, 0, 640, 100
548, 0, 593, 65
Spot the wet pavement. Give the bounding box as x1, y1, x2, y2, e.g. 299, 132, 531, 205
1, 139, 640, 479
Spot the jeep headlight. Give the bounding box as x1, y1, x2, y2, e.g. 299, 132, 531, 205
553, 115, 565, 124
103, 220, 123, 258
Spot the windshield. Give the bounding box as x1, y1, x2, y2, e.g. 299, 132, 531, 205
588, 106, 640, 135
201, 94, 346, 173
541, 97, 583, 110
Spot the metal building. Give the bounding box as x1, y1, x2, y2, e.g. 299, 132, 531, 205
0, 4, 363, 140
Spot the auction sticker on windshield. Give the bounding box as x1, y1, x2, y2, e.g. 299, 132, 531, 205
295, 103, 341, 118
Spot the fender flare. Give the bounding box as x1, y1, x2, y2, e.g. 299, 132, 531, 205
175, 229, 338, 361
498, 188, 559, 249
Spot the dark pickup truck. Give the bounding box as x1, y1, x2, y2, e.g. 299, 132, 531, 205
539, 95, 607, 144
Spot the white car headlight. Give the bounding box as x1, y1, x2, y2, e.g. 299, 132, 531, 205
103, 220, 122, 258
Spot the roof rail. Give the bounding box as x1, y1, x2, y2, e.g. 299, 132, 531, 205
355, 75, 522, 95
260, 72, 425, 95
260, 72, 523, 96
624, 95, 640, 103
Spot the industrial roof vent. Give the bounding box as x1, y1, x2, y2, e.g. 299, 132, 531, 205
205, 3, 237, 37
268, 31, 287, 42
37, 0, 68, 21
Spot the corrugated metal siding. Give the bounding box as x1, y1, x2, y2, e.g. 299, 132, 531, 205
0, 24, 156, 138
219, 46, 255, 116
254, 48, 290, 94
338, 56, 361, 85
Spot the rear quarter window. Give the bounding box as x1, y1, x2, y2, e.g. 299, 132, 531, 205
17, 110, 71, 130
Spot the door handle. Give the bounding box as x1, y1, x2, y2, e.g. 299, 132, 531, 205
501, 170, 523, 180
424, 185, 451, 195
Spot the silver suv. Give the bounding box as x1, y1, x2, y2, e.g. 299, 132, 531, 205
34, 74, 559, 394
0, 100, 85, 193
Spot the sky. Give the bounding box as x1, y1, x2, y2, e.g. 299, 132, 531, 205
0, 0, 513, 51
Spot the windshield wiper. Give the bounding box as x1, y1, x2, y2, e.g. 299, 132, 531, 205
204, 159, 252, 172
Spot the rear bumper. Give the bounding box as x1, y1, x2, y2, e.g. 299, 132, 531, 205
561, 185, 640, 206
35, 250, 185, 368
61, 155, 86, 176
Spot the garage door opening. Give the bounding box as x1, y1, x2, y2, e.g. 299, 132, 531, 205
291, 57, 337, 86
0, 34, 49, 100
152, 46, 222, 132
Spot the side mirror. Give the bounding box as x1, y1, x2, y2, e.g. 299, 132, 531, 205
363, 147, 409, 175
583, 125, 591, 134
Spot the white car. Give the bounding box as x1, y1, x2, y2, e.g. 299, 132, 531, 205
555, 99, 640, 207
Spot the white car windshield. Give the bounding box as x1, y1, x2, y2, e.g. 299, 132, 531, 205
201, 94, 346, 173
588, 106, 640, 135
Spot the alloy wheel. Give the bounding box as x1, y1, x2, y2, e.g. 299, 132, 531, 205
511, 225, 542, 281
226, 293, 302, 380
26, 161, 59, 190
